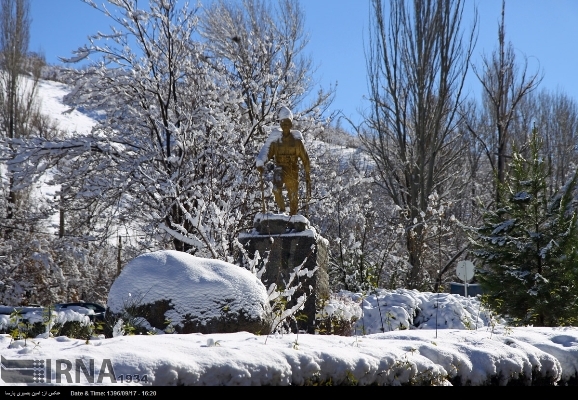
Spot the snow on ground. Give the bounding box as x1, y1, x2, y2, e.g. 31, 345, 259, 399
2, 288, 578, 386
309, 138, 372, 172
32, 78, 146, 240
36, 79, 97, 136
1, 325, 577, 386
30, 79, 100, 233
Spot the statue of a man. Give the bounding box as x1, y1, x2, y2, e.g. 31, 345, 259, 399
256, 106, 311, 215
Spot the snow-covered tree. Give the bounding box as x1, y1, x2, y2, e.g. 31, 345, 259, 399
304, 124, 406, 292
531, 89, 578, 197
199, 0, 333, 144
0, 0, 47, 232
50, 0, 253, 258
469, 129, 578, 327
200, 0, 332, 223
466, 0, 542, 205
362, 0, 477, 290
0, 0, 64, 305
13, 0, 331, 264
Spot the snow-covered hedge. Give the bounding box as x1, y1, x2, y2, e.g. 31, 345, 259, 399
0, 308, 92, 336
338, 289, 501, 335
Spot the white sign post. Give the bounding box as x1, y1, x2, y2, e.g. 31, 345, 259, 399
456, 260, 475, 297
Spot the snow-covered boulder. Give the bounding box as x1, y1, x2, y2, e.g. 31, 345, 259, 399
107, 250, 272, 334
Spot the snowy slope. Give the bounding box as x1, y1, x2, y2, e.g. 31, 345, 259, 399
28, 79, 100, 233
36, 79, 97, 136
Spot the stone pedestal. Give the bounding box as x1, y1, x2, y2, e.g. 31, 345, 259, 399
238, 213, 329, 333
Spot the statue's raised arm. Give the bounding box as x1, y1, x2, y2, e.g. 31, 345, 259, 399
256, 106, 311, 215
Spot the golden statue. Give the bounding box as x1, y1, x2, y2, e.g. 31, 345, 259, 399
256, 106, 311, 215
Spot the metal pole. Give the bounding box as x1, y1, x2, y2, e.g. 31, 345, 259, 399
260, 172, 266, 213
117, 235, 122, 277
306, 178, 311, 217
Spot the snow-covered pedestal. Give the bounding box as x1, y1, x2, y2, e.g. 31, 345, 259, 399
238, 213, 329, 333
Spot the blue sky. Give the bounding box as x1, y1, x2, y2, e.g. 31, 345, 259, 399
29, 0, 578, 128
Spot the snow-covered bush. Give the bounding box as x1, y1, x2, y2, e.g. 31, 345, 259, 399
341, 289, 500, 335
0, 307, 94, 340
316, 292, 362, 336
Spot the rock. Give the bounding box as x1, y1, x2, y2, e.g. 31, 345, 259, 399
107, 250, 271, 334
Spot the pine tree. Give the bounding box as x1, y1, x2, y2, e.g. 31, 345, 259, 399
469, 129, 578, 326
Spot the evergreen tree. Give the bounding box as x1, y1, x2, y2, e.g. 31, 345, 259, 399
469, 129, 578, 326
